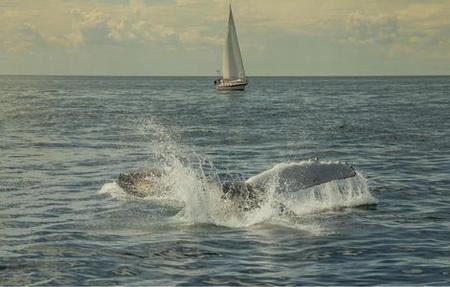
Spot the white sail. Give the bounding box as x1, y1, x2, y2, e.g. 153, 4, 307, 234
222, 5, 246, 80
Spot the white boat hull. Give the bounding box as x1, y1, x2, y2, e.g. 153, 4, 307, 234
215, 79, 248, 91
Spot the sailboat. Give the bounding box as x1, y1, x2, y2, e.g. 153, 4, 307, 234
214, 4, 248, 91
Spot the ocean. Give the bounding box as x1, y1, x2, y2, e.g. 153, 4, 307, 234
1, 75, 449, 285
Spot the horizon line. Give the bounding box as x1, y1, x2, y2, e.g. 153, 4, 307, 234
1, 74, 450, 78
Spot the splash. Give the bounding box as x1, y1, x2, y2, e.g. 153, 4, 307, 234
275, 172, 377, 215
246, 160, 377, 216
101, 121, 378, 229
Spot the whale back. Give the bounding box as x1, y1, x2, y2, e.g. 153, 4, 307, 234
246, 160, 356, 193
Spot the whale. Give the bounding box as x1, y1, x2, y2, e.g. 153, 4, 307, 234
116, 159, 358, 210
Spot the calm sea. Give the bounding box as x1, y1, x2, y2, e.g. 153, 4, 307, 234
1, 76, 449, 285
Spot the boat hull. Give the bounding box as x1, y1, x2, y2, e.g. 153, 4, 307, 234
215, 80, 248, 91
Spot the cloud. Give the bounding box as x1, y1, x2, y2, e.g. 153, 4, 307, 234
343, 2, 450, 60
1, 23, 51, 55
62, 3, 223, 49
346, 13, 399, 45
68, 9, 115, 45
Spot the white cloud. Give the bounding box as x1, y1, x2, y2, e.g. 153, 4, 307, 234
61, 3, 223, 49
343, 2, 450, 60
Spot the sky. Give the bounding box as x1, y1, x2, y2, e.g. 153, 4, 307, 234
1, 0, 450, 76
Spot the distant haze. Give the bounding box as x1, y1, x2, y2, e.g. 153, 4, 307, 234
1, 0, 450, 76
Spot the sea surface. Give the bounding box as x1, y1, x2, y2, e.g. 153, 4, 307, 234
1, 75, 450, 285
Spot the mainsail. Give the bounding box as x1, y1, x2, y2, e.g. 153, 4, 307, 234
222, 5, 246, 80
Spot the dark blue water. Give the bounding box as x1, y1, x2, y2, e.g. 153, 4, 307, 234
1, 76, 450, 285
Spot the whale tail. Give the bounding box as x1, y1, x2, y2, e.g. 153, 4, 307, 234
246, 160, 357, 193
